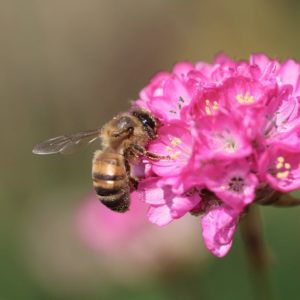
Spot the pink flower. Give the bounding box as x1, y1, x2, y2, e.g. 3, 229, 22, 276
262, 86, 300, 143
249, 53, 280, 84
140, 178, 200, 226
76, 194, 206, 282
222, 77, 270, 110
201, 206, 239, 257
203, 160, 258, 211
130, 54, 300, 258
147, 123, 193, 178
195, 113, 253, 160
136, 62, 194, 123
278, 59, 300, 95
258, 143, 300, 192
76, 192, 148, 252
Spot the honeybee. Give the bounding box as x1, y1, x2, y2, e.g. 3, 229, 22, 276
33, 109, 167, 212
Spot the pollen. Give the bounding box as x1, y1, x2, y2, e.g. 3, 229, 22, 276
276, 171, 289, 179
236, 91, 255, 104
213, 101, 219, 110
171, 137, 182, 146
275, 156, 291, 179
276, 157, 284, 169
204, 99, 219, 115
165, 138, 182, 160
169, 151, 181, 159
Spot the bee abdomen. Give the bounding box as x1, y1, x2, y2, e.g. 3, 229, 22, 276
99, 191, 129, 212
95, 185, 130, 212
92, 173, 129, 213
92, 151, 129, 212
94, 185, 122, 196
92, 173, 125, 181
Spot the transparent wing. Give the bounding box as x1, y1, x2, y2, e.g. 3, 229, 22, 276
32, 129, 102, 155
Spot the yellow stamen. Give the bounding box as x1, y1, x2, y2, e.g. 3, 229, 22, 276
276, 171, 289, 179
171, 137, 182, 146
165, 146, 172, 152
236, 91, 255, 104
205, 99, 212, 115
213, 101, 219, 110
276, 156, 284, 169
275, 156, 291, 179
169, 151, 181, 159
204, 99, 218, 115
277, 157, 284, 162
205, 106, 212, 115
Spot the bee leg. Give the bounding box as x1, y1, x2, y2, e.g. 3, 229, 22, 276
124, 154, 139, 191
130, 144, 170, 161
129, 176, 139, 190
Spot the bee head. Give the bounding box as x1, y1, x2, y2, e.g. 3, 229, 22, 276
132, 109, 157, 139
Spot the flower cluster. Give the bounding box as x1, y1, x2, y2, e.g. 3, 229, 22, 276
132, 54, 300, 257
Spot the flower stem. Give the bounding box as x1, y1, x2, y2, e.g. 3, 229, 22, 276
240, 206, 272, 300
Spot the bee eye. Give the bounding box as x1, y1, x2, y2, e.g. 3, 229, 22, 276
133, 111, 156, 130
141, 114, 156, 130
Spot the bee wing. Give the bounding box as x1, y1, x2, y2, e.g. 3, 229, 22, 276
32, 129, 102, 155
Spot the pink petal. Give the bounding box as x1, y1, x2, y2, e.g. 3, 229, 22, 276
170, 194, 201, 219
279, 59, 300, 92
147, 205, 173, 226
201, 206, 238, 257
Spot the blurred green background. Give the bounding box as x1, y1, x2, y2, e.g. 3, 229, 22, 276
1, 0, 300, 299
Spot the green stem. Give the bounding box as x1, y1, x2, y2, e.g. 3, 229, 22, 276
240, 206, 272, 300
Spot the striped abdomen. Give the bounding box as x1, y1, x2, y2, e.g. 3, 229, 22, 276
92, 150, 129, 212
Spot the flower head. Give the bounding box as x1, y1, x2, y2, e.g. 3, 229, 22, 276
131, 54, 300, 257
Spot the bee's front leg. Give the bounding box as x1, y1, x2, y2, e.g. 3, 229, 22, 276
130, 144, 170, 161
